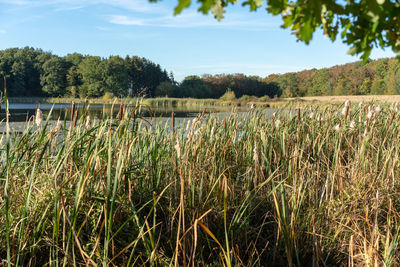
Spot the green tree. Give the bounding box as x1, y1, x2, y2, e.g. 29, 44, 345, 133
178, 76, 211, 98
100, 56, 130, 97
79, 56, 103, 97
275, 73, 299, 97
66, 66, 82, 97
155, 81, 177, 97
370, 78, 386, 95
40, 57, 67, 96
309, 69, 332, 96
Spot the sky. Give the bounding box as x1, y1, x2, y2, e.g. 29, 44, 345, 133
0, 0, 396, 81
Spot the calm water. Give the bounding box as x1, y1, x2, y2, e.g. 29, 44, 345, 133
0, 103, 249, 122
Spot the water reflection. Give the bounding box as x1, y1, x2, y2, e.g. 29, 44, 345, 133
0, 103, 248, 122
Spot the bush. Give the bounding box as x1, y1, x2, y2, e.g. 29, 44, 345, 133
239, 95, 252, 101
258, 95, 271, 102
219, 89, 236, 101
102, 92, 114, 100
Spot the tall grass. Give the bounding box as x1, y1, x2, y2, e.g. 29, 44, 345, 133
0, 100, 400, 265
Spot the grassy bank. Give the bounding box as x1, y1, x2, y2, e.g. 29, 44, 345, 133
270, 95, 400, 109
1, 101, 400, 265
6, 96, 275, 108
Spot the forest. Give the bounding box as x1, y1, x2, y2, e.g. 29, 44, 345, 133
269, 57, 400, 97
0, 47, 399, 100
0, 47, 280, 99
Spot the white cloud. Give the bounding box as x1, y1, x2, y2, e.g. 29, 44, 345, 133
54, 5, 84, 11
109, 15, 145, 26
108, 12, 279, 30
0, 0, 167, 13
98, 0, 166, 13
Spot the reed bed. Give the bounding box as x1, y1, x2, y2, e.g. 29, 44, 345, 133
0, 100, 400, 266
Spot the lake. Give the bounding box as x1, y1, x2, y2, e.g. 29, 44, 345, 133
0, 103, 252, 122
0, 102, 276, 132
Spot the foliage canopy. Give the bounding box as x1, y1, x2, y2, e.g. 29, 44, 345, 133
152, 0, 400, 61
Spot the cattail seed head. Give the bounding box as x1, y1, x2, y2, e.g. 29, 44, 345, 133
341, 107, 347, 116
174, 140, 181, 158
85, 115, 91, 130
35, 108, 43, 127
317, 113, 322, 122
367, 110, 373, 119
53, 118, 62, 133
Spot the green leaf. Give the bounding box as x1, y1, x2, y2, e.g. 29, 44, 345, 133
372, 20, 379, 33
243, 0, 264, 11
174, 0, 191, 15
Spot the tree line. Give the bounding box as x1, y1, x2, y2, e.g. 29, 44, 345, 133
156, 74, 281, 99
0, 47, 282, 99
267, 58, 400, 97
2, 47, 398, 100
0, 47, 172, 98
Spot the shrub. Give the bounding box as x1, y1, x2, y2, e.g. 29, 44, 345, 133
102, 91, 114, 100
219, 89, 236, 101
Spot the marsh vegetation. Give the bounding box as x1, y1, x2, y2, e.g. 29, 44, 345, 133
0, 100, 400, 266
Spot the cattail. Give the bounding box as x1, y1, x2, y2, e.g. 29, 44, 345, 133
274, 119, 281, 128
171, 112, 175, 133
85, 115, 91, 130
317, 113, 322, 122
349, 120, 355, 129
210, 126, 215, 139
73, 110, 78, 128
389, 102, 398, 112
253, 141, 259, 185
367, 110, 373, 119
358, 101, 363, 109
341, 107, 347, 116
272, 112, 276, 120
53, 117, 62, 133
35, 108, 43, 127
309, 111, 315, 119
71, 102, 75, 122
119, 103, 124, 120
375, 105, 382, 114
342, 100, 350, 118
334, 123, 341, 131
174, 140, 181, 158
363, 128, 368, 137
253, 141, 259, 165
185, 119, 191, 133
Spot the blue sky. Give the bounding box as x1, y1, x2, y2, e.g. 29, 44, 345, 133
0, 0, 396, 81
